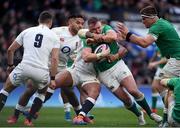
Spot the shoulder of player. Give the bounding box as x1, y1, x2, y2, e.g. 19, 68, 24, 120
18, 26, 36, 36
102, 24, 114, 33
51, 26, 68, 32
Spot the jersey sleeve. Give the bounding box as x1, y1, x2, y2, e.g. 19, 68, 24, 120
102, 25, 114, 34
15, 30, 26, 46
52, 34, 60, 48
148, 25, 161, 40
51, 28, 58, 35
167, 77, 180, 90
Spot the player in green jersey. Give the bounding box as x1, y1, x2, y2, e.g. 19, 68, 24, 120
160, 78, 180, 127
81, 17, 162, 124
117, 5, 180, 78
117, 5, 180, 126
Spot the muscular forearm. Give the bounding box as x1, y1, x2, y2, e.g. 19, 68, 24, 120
50, 58, 58, 77
82, 53, 99, 63
7, 49, 14, 65
101, 34, 117, 43
129, 35, 149, 48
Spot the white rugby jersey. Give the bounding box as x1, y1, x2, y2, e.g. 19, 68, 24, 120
74, 40, 97, 75
15, 24, 60, 70
51, 26, 81, 70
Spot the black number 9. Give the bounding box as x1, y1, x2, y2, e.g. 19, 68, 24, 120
34, 34, 43, 48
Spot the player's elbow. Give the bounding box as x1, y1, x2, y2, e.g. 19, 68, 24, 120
7, 47, 14, 55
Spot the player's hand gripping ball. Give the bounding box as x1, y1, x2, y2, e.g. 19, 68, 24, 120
94, 44, 110, 62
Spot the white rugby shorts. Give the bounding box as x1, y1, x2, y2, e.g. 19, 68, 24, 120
98, 60, 132, 92
9, 63, 50, 89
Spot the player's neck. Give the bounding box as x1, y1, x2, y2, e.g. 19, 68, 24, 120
39, 23, 50, 28
150, 17, 159, 27
68, 27, 77, 36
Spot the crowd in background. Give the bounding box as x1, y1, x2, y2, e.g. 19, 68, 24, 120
0, 0, 180, 84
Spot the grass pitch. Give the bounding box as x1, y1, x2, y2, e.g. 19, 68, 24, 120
0, 107, 162, 127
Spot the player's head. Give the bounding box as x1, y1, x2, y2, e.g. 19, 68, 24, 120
140, 6, 158, 28
88, 17, 102, 34
38, 11, 53, 28
68, 14, 85, 35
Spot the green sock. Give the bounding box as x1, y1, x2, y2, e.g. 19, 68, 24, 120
152, 94, 158, 109
136, 95, 152, 116
126, 102, 141, 117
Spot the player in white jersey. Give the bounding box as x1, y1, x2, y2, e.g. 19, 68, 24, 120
6, 14, 85, 123
45, 15, 85, 121
55, 37, 101, 125
0, 11, 60, 126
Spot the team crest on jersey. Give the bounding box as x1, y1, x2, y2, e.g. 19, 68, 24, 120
60, 38, 64, 42
61, 46, 71, 55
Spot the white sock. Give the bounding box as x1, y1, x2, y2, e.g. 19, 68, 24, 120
64, 103, 71, 112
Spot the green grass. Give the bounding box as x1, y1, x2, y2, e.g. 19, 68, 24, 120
0, 107, 162, 127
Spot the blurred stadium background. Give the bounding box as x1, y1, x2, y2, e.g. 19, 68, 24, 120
0, 0, 180, 127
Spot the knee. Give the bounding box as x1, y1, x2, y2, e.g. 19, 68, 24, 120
123, 98, 132, 107
87, 86, 100, 99
25, 89, 36, 97
55, 72, 73, 89
128, 89, 141, 98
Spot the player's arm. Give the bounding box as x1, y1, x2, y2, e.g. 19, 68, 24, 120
50, 48, 59, 89
50, 48, 59, 79
148, 57, 167, 69
160, 79, 170, 87
82, 47, 100, 62
7, 41, 21, 66
93, 30, 117, 43
149, 51, 158, 63
128, 34, 155, 48
152, 57, 167, 67
7, 41, 21, 72
107, 45, 128, 62
78, 29, 117, 44
82, 47, 109, 62
117, 22, 156, 48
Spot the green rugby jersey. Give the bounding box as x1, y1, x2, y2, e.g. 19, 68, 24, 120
156, 47, 165, 68
89, 25, 119, 72
149, 18, 180, 59
67, 58, 74, 67
167, 78, 180, 122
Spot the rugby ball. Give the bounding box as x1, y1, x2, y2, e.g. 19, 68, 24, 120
94, 44, 110, 62
94, 44, 110, 54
